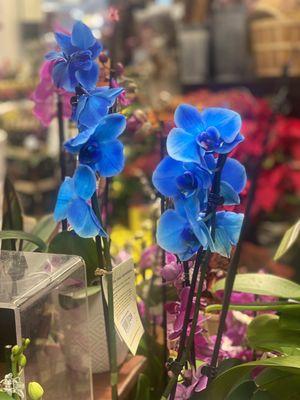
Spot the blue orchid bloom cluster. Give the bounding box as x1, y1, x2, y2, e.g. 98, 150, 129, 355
152, 104, 246, 260
47, 21, 126, 238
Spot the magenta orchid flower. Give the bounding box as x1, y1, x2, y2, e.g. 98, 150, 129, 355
31, 60, 72, 126
161, 254, 183, 283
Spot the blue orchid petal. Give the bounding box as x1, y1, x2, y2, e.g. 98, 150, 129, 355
215, 227, 232, 258
73, 165, 96, 200
81, 140, 124, 177
204, 154, 216, 171
187, 164, 212, 189
64, 127, 95, 154
67, 198, 106, 238
93, 114, 126, 142
76, 95, 111, 128
216, 211, 244, 244
152, 156, 185, 197
218, 133, 245, 154
157, 210, 199, 259
220, 181, 240, 205
75, 62, 99, 90
52, 61, 72, 90
55, 32, 77, 56
201, 108, 242, 143
92, 86, 124, 101
89, 41, 103, 59
174, 104, 204, 135
167, 128, 204, 163
54, 177, 75, 221
71, 21, 96, 50
221, 157, 247, 193
45, 50, 63, 61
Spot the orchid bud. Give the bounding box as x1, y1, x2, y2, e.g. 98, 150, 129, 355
18, 354, 27, 367
161, 262, 182, 283
23, 338, 31, 349
12, 345, 21, 355
28, 382, 44, 400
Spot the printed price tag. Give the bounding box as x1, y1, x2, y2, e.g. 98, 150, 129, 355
103, 258, 144, 355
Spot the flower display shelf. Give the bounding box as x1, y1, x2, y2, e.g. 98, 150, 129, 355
93, 355, 147, 400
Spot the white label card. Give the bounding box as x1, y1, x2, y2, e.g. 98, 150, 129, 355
103, 258, 144, 355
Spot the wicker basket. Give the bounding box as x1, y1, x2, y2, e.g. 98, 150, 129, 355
251, 16, 300, 77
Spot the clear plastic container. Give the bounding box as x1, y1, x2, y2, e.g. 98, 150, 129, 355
0, 250, 93, 400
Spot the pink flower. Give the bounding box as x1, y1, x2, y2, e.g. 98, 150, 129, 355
31, 60, 73, 126
111, 79, 130, 106
161, 256, 183, 283
166, 287, 195, 340
140, 245, 158, 270
106, 7, 120, 22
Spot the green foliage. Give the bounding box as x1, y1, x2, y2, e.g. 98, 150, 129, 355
2, 177, 23, 250
247, 314, 300, 354
0, 230, 47, 252
134, 373, 151, 400
23, 214, 57, 252
274, 219, 300, 261
212, 273, 300, 299
0, 392, 13, 399
48, 230, 99, 286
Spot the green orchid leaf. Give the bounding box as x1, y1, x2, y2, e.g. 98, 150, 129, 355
255, 368, 300, 399
48, 231, 99, 286
226, 380, 257, 400
0, 230, 47, 252
134, 373, 150, 400
197, 356, 300, 400
247, 314, 300, 353
2, 176, 23, 250
206, 301, 300, 313
274, 219, 300, 260
212, 274, 300, 299
23, 214, 58, 252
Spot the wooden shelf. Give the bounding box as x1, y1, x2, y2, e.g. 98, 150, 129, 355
93, 355, 147, 400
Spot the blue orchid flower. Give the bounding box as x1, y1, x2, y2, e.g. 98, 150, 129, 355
215, 211, 244, 257
152, 156, 212, 199
72, 86, 124, 129
157, 209, 214, 261
64, 113, 126, 177
167, 104, 244, 165
54, 165, 107, 238
46, 21, 102, 91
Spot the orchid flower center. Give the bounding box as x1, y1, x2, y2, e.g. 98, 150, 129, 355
181, 227, 198, 243
196, 126, 221, 151
80, 140, 100, 164
176, 171, 197, 197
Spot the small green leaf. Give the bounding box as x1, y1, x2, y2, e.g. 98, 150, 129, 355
48, 231, 99, 285
212, 274, 300, 299
274, 220, 300, 260
134, 373, 150, 400
23, 214, 57, 252
0, 230, 47, 252
247, 314, 300, 353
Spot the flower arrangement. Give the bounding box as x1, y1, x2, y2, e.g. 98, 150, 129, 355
152, 103, 247, 398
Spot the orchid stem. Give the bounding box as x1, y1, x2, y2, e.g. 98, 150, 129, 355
57, 94, 68, 231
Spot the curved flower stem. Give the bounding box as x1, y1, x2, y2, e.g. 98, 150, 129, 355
57, 94, 68, 231
165, 154, 228, 400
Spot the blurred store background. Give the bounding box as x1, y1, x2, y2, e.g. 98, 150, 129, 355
0, 0, 300, 279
